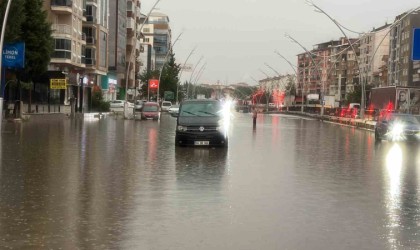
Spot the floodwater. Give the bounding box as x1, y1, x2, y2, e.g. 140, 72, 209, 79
0, 113, 419, 249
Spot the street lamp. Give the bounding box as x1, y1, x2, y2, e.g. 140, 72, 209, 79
187, 55, 204, 99
274, 51, 304, 113
176, 46, 196, 104
0, 0, 13, 125
285, 33, 325, 116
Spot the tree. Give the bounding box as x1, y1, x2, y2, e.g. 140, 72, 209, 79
21, 0, 54, 82
232, 86, 257, 100
0, 0, 25, 43
159, 52, 181, 101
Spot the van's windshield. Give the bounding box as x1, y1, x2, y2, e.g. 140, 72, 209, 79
180, 102, 222, 117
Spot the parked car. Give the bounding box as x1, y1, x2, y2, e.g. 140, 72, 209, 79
110, 100, 134, 109
168, 104, 179, 117
175, 99, 228, 147
161, 101, 172, 112
375, 113, 420, 142
140, 102, 160, 120
110, 100, 125, 108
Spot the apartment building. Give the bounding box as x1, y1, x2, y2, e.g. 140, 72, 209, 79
296, 40, 338, 101
329, 38, 359, 104
83, 0, 109, 96
359, 24, 390, 88
125, 0, 142, 100
296, 38, 360, 106
389, 11, 420, 86
107, 0, 127, 101
139, 13, 155, 73
141, 12, 171, 71
45, 0, 87, 106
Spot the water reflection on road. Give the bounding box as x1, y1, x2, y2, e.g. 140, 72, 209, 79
0, 113, 418, 249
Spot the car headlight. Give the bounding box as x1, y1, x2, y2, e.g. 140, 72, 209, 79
389, 123, 404, 139
177, 125, 188, 132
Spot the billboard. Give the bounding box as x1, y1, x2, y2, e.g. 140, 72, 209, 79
412, 28, 420, 61
2, 42, 25, 69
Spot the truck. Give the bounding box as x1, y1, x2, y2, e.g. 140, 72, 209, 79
369, 86, 420, 114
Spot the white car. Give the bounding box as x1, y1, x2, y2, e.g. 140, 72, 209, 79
110, 100, 134, 109
110, 100, 125, 108
161, 101, 172, 112
168, 105, 179, 117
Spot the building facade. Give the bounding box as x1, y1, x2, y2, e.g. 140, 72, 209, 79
45, 0, 87, 107
388, 11, 420, 86
359, 24, 390, 88
107, 0, 127, 101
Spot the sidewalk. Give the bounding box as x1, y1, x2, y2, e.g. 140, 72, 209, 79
267, 111, 376, 131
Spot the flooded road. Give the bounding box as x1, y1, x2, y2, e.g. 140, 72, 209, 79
0, 113, 419, 249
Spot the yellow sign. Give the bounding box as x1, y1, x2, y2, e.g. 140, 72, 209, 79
50, 79, 67, 89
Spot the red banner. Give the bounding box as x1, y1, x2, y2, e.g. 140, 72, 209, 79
149, 79, 159, 89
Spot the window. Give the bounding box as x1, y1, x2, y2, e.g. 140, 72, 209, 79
52, 38, 72, 59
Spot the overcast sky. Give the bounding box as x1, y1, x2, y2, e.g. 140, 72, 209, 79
141, 0, 420, 85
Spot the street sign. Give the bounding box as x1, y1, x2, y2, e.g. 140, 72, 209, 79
2, 42, 25, 69
149, 79, 159, 89
50, 79, 67, 89
412, 28, 420, 61
164, 91, 174, 100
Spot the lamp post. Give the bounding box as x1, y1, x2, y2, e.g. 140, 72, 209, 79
274, 51, 304, 113
285, 33, 325, 116
306, 0, 362, 117
157, 31, 183, 103
187, 55, 204, 99
0, 0, 13, 124
176, 46, 196, 104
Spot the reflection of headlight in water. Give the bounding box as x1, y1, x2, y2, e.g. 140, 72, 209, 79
387, 122, 405, 141
219, 101, 233, 137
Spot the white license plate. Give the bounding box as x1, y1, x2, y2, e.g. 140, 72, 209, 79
194, 141, 209, 146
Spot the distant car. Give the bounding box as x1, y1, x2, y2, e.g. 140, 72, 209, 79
161, 101, 172, 112
375, 113, 420, 142
110, 100, 125, 108
140, 102, 160, 120
168, 104, 179, 117
134, 100, 143, 111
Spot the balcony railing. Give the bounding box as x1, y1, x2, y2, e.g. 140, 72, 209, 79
86, 37, 96, 45
85, 58, 96, 65
51, 24, 72, 36
51, 0, 73, 7
85, 15, 97, 23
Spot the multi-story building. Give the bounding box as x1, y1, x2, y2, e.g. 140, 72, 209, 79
296, 40, 338, 102
147, 12, 171, 70
359, 24, 390, 88
107, 0, 127, 101
296, 38, 360, 106
125, 0, 142, 100
83, 0, 109, 101
139, 13, 155, 73
45, 0, 87, 106
389, 11, 420, 86
329, 38, 359, 104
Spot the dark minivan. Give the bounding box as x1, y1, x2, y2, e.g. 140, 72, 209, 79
175, 99, 228, 147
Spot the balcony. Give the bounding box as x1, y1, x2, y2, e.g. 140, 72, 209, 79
51, 24, 72, 37
127, 17, 135, 36
86, 36, 96, 45
85, 58, 96, 66
85, 15, 97, 24
51, 0, 73, 14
